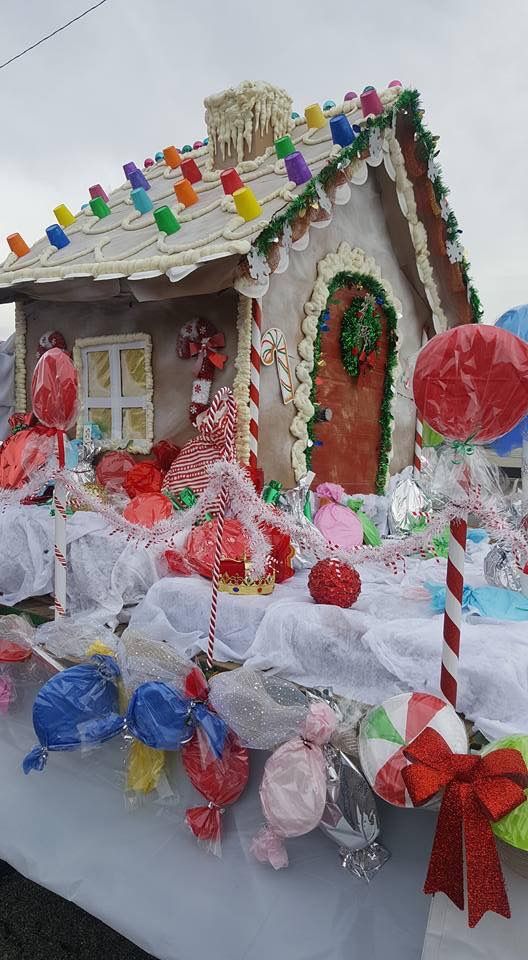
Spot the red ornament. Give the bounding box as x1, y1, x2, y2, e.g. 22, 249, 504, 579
308, 558, 361, 607
413, 325, 528, 443
402, 727, 528, 927
123, 462, 163, 499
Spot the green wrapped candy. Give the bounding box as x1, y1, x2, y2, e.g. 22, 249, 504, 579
422, 422, 444, 448
347, 498, 381, 547
483, 735, 528, 851
262, 480, 282, 505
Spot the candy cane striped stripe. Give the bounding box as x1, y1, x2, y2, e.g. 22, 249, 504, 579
413, 416, 423, 477
207, 392, 238, 668
54, 547, 67, 567
249, 299, 261, 470
54, 598, 66, 618
54, 499, 68, 520
441, 517, 467, 708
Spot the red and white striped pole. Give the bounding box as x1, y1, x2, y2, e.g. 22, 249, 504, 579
413, 416, 423, 478
441, 515, 467, 707
207, 390, 238, 668
249, 299, 262, 470
413, 331, 428, 479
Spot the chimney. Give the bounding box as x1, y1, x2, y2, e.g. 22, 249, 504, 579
204, 80, 293, 170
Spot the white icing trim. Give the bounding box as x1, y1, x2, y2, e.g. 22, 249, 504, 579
232, 294, 252, 463
72, 332, 154, 454
290, 242, 402, 482
14, 302, 27, 411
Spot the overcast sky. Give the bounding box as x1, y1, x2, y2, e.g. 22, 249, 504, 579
0, 0, 526, 340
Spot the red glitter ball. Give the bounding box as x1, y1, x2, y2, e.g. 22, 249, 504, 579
308, 558, 361, 608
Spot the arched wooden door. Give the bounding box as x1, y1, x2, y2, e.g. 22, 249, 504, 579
310, 281, 394, 495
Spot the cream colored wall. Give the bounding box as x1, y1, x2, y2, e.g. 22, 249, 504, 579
23, 290, 238, 449
258, 171, 431, 487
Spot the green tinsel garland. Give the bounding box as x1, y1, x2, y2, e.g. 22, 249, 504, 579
254, 88, 482, 323
306, 272, 398, 494
340, 294, 382, 377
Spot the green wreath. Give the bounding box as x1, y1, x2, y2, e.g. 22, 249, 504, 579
340, 294, 382, 377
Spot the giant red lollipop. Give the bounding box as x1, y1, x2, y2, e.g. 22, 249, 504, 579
413, 324, 528, 712
31, 347, 79, 434
413, 325, 528, 443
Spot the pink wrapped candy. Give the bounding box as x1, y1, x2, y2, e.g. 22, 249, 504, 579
251, 702, 337, 868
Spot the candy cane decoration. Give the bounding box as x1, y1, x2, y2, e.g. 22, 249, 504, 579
413, 416, 423, 478
249, 299, 261, 470
54, 467, 67, 620
441, 515, 467, 707
261, 327, 294, 405
207, 389, 238, 668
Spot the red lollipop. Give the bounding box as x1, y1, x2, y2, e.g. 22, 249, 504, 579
31, 347, 79, 432
123, 493, 173, 527
413, 325, 528, 443
182, 729, 249, 854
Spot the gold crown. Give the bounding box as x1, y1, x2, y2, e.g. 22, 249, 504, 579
218, 558, 275, 596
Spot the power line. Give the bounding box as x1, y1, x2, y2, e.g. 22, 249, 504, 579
0, 0, 110, 71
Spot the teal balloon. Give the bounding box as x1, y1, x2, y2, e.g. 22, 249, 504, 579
487, 305, 528, 455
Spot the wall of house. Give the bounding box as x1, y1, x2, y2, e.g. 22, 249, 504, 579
258, 168, 432, 488
23, 289, 238, 449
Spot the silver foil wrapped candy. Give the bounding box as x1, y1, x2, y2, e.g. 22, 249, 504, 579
484, 542, 522, 592
320, 745, 390, 881
388, 476, 433, 536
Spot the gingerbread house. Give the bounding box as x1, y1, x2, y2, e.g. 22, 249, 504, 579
0, 80, 481, 494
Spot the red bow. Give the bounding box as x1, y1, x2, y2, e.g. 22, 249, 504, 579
402, 727, 528, 927
189, 333, 227, 374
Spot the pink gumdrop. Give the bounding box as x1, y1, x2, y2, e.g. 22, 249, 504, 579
314, 502, 363, 549
193, 141, 203, 150
144, 158, 155, 168
344, 91, 358, 101
388, 80, 402, 88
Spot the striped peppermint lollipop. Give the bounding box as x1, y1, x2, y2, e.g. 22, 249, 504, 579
359, 692, 467, 807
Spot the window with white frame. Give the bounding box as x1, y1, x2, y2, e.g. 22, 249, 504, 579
73, 334, 153, 452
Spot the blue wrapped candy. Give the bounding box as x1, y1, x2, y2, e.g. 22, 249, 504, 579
23, 656, 125, 774
127, 681, 227, 759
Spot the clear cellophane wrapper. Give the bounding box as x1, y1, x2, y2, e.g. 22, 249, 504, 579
208, 668, 308, 750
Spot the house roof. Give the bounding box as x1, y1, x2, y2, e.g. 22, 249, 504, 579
0, 84, 481, 325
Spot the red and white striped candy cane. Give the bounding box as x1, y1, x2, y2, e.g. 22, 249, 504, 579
53, 433, 68, 619
206, 389, 238, 668
261, 326, 294, 404
413, 415, 423, 478
441, 515, 467, 707
249, 299, 262, 470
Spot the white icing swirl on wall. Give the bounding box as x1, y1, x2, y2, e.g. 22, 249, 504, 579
204, 81, 292, 166
14, 302, 27, 412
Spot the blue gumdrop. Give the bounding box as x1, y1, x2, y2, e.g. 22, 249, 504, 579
323, 99, 336, 111
154, 151, 164, 162
203, 137, 209, 146
291, 111, 300, 119
181, 144, 192, 153
363, 85, 375, 92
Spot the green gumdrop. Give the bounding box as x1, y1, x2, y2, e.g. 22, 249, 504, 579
365, 706, 405, 746
484, 736, 528, 851
422, 422, 444, 448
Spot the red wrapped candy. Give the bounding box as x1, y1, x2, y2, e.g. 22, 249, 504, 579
0, 427, 57, 489
262, 523, 295, 583
95, 451, 136, 492
123, 493, 173, 528
123, 462, 163, 499
185, 518, 250, 579
183, 729, 250, 854
151, 440, 180, 473
308, 558, 361, 607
